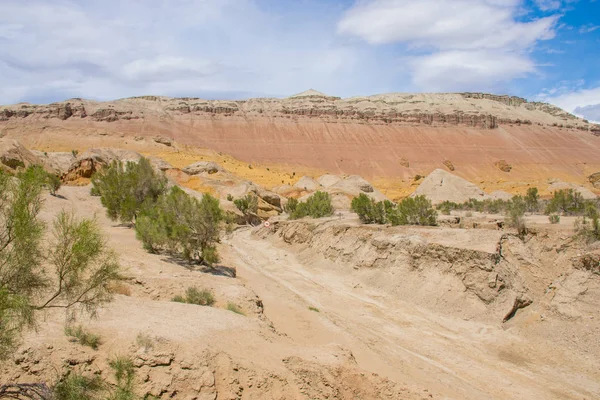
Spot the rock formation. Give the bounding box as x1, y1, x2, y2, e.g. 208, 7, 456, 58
412, 169, 487, 204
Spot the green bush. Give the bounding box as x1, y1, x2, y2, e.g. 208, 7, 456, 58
388, 195, 437, 226
233, 194, 258, 215
185, 287, 215, 306
0, 168, 120, 359
233, 194, 259, 224
172, 287, 215, 306
54, 373, 104, 400
64, 325, 102, 350
545, 189, 585, 215
108, 356, 136, 400
53, 355, 138, 400
525, 187, 539, 212
91, 157, 167, 224
351, 193, 386, 224
283, 197, 299, 214
135, 187, 223, 264
506, 195, 527, 238
548, 214, 560, 224
290, 191, 334, 219
575, 203, 600, 243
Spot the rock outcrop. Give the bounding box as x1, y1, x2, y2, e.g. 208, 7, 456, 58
63, 148, 144, 181
589, 172, 600, 189
412, 169, 487, 204
0, 92, 593, 131
494, 160, 512, 173
31, 150, 76, 174
182, 161, 223, 175
0, 138, 42, 171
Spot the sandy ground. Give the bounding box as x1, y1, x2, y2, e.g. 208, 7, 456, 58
221, 228, 599, 400
2, 185, 599, 399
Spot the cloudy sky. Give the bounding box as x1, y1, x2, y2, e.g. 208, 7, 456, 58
0, 0, 599, 118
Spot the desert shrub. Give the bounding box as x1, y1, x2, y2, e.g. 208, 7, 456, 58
506, 195, 527, 238
46, 172, 62, 196
185, 287, 215, 306
388, 195, 437, 226
308, 306, 320, 312
91, 157, 167, 224
290, 191, 334, 219
227, 302, 245, 315
575, 203, 600, 243
233, 194, 258, 224
71, 149, 79, 157
525, 187, 539, 212
65, 325, 102, 350
54, 373, 104, 400
233, 194, 258, 215
18, 165, 62, 196
135, 187, 223, 264
226, 194, 233, 201
171, 295, 186, 303
351, 193, 386, 224
108, 356, 136, 400
545, 189, 585, 215
172, 287, 215, 306
437, 198, 513, 215
548, 214, 561, 224
283, 197, 299, 214
0, 168, 120, 359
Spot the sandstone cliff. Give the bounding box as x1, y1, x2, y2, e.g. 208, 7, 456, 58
2, 91, 600, 192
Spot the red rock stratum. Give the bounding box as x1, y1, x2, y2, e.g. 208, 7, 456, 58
2, 91, 599, 192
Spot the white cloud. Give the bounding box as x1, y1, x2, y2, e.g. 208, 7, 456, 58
579, 24, 600, 34
337, 0, 558, 91
410, 50, 535, 91
534, 0, 563, 10
538, 86, 600, 112
0, 0, 391, 104
337, 0, 555, 49
0, 0, 570, 102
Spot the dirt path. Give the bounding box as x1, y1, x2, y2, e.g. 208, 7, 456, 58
222, 228, 599, 400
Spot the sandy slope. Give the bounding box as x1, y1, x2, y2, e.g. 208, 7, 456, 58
222, 228, 599, 400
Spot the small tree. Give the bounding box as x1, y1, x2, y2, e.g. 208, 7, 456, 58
0, 170, 120, 359
283, 197, 299, 214
389, 196, 437, 226
233, 194, 259, 222
524, 187, 539, 212
507, 195, 527, 239
545, 189, 585, 215
136, 187, 223, 265
290, 191, 334, 219
575, 203, 600, 243
351, 193, 386, 224
92, 157, 167, 224
46, 173, 62, 196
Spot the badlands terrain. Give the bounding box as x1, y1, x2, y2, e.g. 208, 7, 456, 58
1, 91, 600, 399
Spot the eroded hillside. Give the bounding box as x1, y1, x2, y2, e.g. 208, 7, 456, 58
2, 91, 600, 198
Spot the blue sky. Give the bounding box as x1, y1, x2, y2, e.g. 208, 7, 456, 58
0, 0, 599, 118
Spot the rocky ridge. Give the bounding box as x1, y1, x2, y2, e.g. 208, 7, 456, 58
1, 91, 598, 131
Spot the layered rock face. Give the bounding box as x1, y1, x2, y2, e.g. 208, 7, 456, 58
1, 91, 595, 129
2, 91, 600, 185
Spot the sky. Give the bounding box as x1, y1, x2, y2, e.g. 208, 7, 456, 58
0, 0, 599, 119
